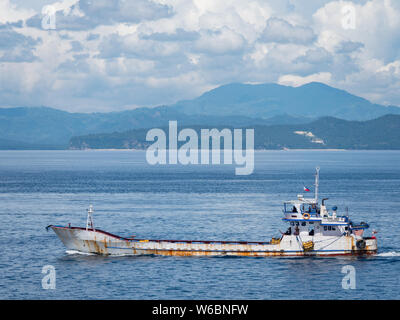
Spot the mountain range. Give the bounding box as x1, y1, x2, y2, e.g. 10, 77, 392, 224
171, 82, 400, 120
0, 82, 399, 149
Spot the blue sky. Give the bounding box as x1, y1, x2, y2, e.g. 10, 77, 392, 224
0, 0, 399, 112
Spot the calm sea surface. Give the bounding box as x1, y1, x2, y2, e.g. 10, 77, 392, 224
0, 150, 399, 299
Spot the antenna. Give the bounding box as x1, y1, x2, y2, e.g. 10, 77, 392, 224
86, 204, 95, 231
315, 167, 320, 204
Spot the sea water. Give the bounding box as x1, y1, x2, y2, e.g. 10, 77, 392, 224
0, 150, 399, 299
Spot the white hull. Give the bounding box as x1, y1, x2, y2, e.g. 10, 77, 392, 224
50, 226, 378, 257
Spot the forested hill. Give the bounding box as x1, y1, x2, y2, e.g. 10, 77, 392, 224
69, 114, 400, 150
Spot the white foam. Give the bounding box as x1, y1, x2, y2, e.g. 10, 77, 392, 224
66, 250, 95, 256
65, 250, 139, 257
377, 251, 400, 257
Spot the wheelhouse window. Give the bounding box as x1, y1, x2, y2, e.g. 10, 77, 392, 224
284, 203, 298, 213
300, 203, 318, 214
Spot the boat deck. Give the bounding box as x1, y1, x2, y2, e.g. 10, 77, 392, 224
50, 225, 272, 245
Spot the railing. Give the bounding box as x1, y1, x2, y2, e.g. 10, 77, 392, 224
322, 216, 348, 222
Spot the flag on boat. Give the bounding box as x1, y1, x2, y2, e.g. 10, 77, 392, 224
303, 186, 310, 192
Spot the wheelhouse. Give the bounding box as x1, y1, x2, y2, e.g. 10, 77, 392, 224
283, 200, 319, 215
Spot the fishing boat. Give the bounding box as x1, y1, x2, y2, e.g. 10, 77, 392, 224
47, 168, 378, 256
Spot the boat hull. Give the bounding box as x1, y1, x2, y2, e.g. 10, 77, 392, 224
49, 226, 378, 257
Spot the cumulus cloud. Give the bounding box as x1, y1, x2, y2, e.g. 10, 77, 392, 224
334, 40, 364, 54
0, 0, 400, 111
194, 27, 245, 55
294, 47, 332, 65
140, 28, 199, 42
278, 72, 332, 87
0, 27, 38, 49
26, 0, 173, 30
313, 0, 400, 62
312, 0, 400, 104
86, 33, 100, 41
259, 17, 316, 44
0, 27, 40, 62
98, 32, 182, 61
0, 0, 35, 23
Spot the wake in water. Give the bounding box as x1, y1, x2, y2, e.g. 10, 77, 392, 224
65, 250, 152, 257
376, 251, 400, 257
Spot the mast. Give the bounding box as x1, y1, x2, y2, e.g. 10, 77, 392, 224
86, 204, 95, 231
315, 167, 320, 204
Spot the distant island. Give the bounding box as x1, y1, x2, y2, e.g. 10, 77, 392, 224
69, 115, 400, 150
1, 82, 400, 150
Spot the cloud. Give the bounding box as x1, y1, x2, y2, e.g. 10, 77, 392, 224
311, 0, 400, 104
140, 28, 199, 42
0, 27, 38, 49
278, 72, 332, 87
0, 46, 37, 62
334, 40, 364, 54
194, 27, 246, 55
259, 17, 316, 44
57, 54, 90, 73
0, 0, 400, 111
338, 58, 400, 106
69, 40, 83, 52
86, 33, 100, 41
0, 0, 35, 23
0, 20, 23, 29
0, 27, 40, 62
313, 0, 400, 62
294, 47, 332, 65
26, 0, 173, 30
98, 33, 182, 61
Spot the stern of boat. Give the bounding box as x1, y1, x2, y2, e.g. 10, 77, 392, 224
364, 237, 378, 254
